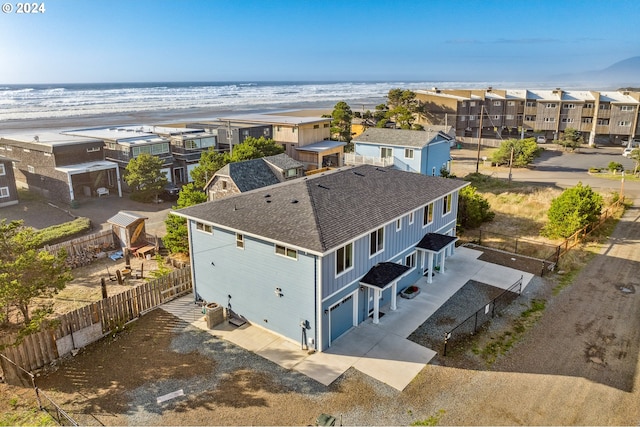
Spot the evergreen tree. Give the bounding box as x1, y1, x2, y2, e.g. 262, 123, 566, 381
542, 182, 603, 238
163, 183, 208, 255
124, 153, 168, 202
330, 101, 354, 149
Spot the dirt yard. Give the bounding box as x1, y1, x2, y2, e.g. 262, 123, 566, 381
14, 203, 639, 426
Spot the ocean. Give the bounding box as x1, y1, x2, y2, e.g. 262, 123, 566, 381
0, 80, 544, 135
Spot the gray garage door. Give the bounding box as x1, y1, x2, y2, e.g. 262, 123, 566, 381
330, 294, 354, 344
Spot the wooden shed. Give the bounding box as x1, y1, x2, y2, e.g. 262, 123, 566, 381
107, 211, 149, 251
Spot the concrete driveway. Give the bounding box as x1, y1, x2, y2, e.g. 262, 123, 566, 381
162, 246, 534, 391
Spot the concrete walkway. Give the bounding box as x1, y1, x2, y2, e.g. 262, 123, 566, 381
161, 246, 533, 391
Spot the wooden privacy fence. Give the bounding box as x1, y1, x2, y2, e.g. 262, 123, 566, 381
0, 266, 192, 380
44, 229, 117, 269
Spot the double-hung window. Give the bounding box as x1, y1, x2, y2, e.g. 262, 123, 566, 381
423, 203, 433, 226
369, 227, 384, 256
443, 194, 452, 215
336, 243, 353, 275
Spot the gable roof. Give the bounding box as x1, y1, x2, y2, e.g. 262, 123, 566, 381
353, 128, 451, 148
210, 154, 302, 193
107, 211, 148, 228
179, 164, 468, 255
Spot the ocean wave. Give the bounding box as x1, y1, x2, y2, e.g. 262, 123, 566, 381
0, 81, 549, 122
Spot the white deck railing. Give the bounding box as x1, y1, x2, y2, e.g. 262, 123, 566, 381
344, 153, 394, 167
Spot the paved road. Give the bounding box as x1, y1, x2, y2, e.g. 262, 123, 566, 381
452, 145, 640, 198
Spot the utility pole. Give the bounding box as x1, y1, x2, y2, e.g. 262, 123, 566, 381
508, 145, 514, 183
476, 105, 484, 173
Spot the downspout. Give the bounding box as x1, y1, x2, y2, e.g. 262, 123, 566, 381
316, 255, 322, 352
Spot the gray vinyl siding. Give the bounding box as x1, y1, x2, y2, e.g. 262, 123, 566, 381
190, 221, 316, 344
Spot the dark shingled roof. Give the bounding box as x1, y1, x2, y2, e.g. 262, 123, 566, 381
416, 233, 458, 252
360, 262, 411, 288
214, 154, 302, 193
178, 164, 468, 253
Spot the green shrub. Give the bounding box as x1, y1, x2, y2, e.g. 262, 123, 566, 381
490, 138, 542, 167
588, 167, 601, 173
37, 217, 91, 247
607, 162, 623, 173
541, 182, 603, 238
457, 185, 494, 229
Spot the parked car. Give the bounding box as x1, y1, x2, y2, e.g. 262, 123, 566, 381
163, 182, 181, 199
622, 147, 635, 157
536, 136, 547, 144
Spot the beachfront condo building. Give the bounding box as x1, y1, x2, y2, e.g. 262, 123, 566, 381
413, 88, 640, 146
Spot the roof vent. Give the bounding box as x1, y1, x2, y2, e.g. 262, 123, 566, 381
317, 184, 330, 190
33, 135, 39, 142
264, 194, 271, 198
375, 167, 387, 172
266, 200, 271, 203
353, 171, 365, 177
291, 199, 298, 204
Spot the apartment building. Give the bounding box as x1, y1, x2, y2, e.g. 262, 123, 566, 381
415, 88, 640, 146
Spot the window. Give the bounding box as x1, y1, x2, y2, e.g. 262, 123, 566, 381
396, 218, 402, 231
525, 115, 536, 121
0, 187, 8, 198
236, 233, 244, 249
313, 124, 319, 129
443, 194, 452, 215
369, 227, 384, 256
405, 252, 416, 269
324, 123, 330, 128
582, 118, 592, 123
507, 101, 516, 106
526, 101, 536, 107
286, 168, 297, 178
380, 147, 393, 158
563, 104, 575, 109
86, 146, 101, 152
493, 101, 502, 106
460, 116, 466, 122
461, 102, 466, 107
544, 117, 556, 122
242, 130, 249, 136
221, 180, 227, 189
506, 114, 514, 120
0, 164, 5, 176
195, 222, 212, 234
584, 103, 594, 109
336, 242, 353, 274
27, 165, 35, 173
275, 244, 298, 260
621, 106, 635, 112
432, 167, 436, 176
618, 121, 631, 127
264, 128, 270, 136
409, 211, 414, 224
597, 119, 609, 125
470, 101, 476, 107
404, 148, 414, 159
469, 115, 476, 121
545, 103, 557, 108
423, 203, 434, 226
561, 118, 574, 123
599, 104, 610, 110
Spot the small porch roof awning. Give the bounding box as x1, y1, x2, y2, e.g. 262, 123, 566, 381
416, 233, 458, 253
360, 262, 411, 290
55, 160, 119, 175
295, 140, 346, 153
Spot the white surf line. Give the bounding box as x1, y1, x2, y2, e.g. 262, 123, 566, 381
156, 389, 185, 404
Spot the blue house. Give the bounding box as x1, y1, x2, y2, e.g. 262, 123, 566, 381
175, 164, 468, 351
350, 127, 454, 176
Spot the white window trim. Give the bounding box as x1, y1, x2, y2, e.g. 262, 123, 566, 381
195, 222, 212, 234
0, 187, 9, 198
409, 211, 415, 225
405, 251, 417, 270
404, 148, 414, 159
443, 194, 452, 215
236, 233, 244, 249
335, 242, 354, 276
369, 227, 384, 258
0, 164, 5, 176
423, 203, 434, 227
396, 218, 402, 232
275, 244, 298, 260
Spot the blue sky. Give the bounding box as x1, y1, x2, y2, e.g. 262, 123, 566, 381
0, 0, 638, 84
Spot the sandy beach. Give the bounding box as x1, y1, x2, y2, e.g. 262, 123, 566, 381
0, 101, 364, 137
